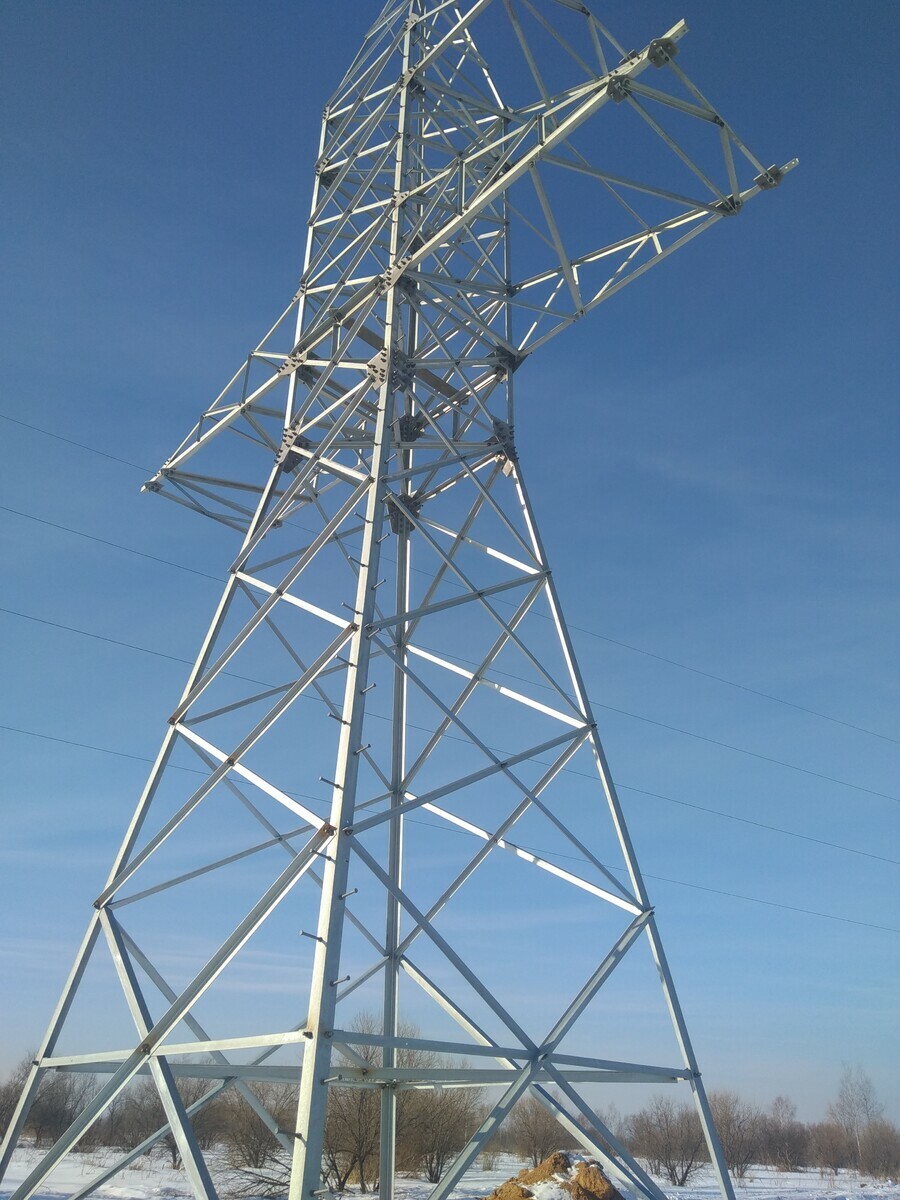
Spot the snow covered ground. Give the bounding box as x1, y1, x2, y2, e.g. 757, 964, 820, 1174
2, 1150, 897, 1200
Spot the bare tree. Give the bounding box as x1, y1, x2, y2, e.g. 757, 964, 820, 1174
0, 1057, 31, 1141
628, 1094, 707, 1187
828, 1066, 883, 1166
404, 1086, 483, 1182
758, 1096, 808, 1172
859, 1119, 900, 1180
808, 1121, 853, 1176
26, 1071, 98, 1148
510, 1093, 576, 1168
223, 1083, 295, 1171
708, 1091, 762, 1180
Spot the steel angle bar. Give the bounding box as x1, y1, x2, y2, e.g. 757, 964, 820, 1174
417, 515, 544, 574
181, 680, 296, 727
719, 120, 741, 207
174, 720, 326, 824
537, 153, 722, 216
380, 446, 492, 487
420, 799, 642, 913
174, 482, 368, 714
238, 588, 392, 795
347, 738, 587, 1002
351, 726, 580, 834
306, 141, 399, 278
108, 824, 314, 909
665, 57, 769, 174
144, 485, 248, 532
400, 465, 503, 635
0, 917, 101, 1180
100, 911, 218, 1200
400, 23, 690, 281
351, 839, 538, 1052
174, 735, 318, 850
549, 1051, 691, 1077
96, 629, 348, 904
642, 913, 734, 1200
369, 569, 543, 634
530, 166, 582, 309
623, 93, 729, 203
531, 1078, 668, 1200
406, 641, 587, 727
156, 298, 303, 474
328, 1067, 685, 1088
233, 401, 374, 570
511, 468, 653, 906
428, 1061, 544, 1200
378, 597, 543, 795
540, 912, 653, 1051
329, 1030, 527, 1061
511, 783, 638, 903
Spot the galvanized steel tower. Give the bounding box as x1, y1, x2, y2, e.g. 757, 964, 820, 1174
1, 3, 793, 1198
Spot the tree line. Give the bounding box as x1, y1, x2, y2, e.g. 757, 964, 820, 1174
2, 1051, 897, 1190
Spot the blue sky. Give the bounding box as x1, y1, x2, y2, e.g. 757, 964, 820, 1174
0, 1, 897, 1124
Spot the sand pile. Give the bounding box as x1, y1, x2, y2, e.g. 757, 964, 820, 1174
480, 1152, 623, 1200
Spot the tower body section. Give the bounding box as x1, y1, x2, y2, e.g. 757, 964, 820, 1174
0, 4, 794, 1198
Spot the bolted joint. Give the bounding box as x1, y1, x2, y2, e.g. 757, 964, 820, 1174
488, 417, 518, 475
367, 346, 390, 387
755, 163, 785, 190
397, 412, 426, 443
714, 196, 743, 216
388, 490, 423, 536
606, 76, 631, 104
488, 343, 524, 376
402, 70, 426, 98
143, 478, 162, 494
278, 348, 308, 379
648, 36, 678, 68
390, 350, 415, 392
277, 430, 313, 474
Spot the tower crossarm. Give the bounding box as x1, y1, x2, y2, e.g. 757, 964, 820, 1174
142, 4, 794, 531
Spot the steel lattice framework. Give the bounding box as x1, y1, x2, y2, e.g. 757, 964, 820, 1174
1, 3, 794, 1199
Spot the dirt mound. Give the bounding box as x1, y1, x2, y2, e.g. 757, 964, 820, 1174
517, 1151, 573, 1184
568, 1160, 622, 1200
480, 1152, 623, 1200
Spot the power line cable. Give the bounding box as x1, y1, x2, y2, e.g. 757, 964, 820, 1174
2, 499, 895, 806
3, 603, 897, 867
4, 408, 895, 748
2, 720, 895, 937
0, 504, 220, 583
0, 413, 152, 474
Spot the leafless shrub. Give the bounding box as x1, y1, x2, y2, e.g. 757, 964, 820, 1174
628, 1094, 706, 1187
859, 1119, 900, 1180
708, 1090, 762, 1180
759, 1096, 809, 1172
808, 1120, 853, 1176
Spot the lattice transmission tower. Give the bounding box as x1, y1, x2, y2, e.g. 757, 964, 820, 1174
1, 3, 794, 1199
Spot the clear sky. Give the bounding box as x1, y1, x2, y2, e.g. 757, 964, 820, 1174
0, 1, 897, 1125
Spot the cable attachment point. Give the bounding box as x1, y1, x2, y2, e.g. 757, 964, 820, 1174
714, 196, 743, 216
755, 164, 785, 190
648, 37, 678, 68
